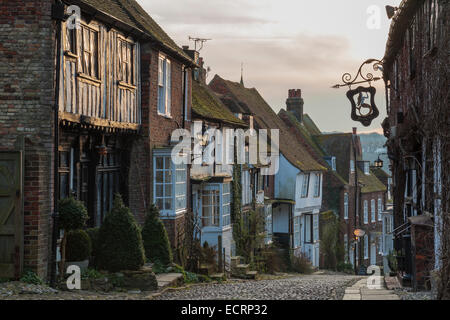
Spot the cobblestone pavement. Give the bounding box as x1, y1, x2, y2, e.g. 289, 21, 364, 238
153, 273, 364, 300
1, 273, 363, 300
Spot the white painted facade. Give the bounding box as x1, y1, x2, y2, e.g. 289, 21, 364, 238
274, 154, 323, 267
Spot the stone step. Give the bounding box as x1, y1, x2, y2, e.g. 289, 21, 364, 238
199, 264, 215, 276
210, 273, 226, 281
156, 273, 184, 289
230, 256, 242, 269
245, 271, 258, 280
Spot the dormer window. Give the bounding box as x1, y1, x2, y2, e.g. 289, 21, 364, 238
331, 157, 336, 171
364, 162, 370, 175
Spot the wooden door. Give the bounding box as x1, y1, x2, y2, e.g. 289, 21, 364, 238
0, 152, 23, 279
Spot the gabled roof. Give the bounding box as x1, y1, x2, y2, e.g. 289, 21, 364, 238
313, 133, 353, 183
192, 80, 247, 127
358, 169, 387, 194
279, 109, 348, 186
302, 114, 322, 136
209, 75, 326, 172
72, 0, 193, 63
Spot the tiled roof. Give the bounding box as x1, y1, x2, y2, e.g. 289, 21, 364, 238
302, 114, 322, 136
279, 110, 348, 186
209, 75, 326, 172
192, 80, 247, 127
358, 169, 387, 194
73, 0, 193, 63
313, 133, 353, 183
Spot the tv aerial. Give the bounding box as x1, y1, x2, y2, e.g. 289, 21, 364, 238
188, 36, 211, 51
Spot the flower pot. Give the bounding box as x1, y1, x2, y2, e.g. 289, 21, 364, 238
66, 259, 89, 271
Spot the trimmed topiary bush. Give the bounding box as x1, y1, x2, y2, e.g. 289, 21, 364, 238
141, 204, 173, 266
58, 197, 89, 231
58, 197, 89, 276
96, 194, 145, 272
66, 229, 92, 262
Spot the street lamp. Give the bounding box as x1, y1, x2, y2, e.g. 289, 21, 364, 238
374, 156, 383, 168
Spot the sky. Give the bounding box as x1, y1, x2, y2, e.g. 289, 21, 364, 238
137, 0, 402, 133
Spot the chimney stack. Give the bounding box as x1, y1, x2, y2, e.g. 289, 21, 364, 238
286, 89, 304, 123
352, 127, 357, 135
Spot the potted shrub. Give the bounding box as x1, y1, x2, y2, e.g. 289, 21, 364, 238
141, 204, 173, 266
65, 229, 92, 271
58, 197, 89, 276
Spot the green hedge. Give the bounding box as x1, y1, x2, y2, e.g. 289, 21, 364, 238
96, 194, 145, 272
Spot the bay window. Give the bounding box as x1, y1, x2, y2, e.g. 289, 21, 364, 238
154, 151, 187, 215
222, 183, 231, 227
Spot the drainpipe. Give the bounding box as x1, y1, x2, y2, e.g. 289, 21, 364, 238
50, 2, 63, 287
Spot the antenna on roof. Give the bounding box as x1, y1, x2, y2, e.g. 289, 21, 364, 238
188, 36, 211, 51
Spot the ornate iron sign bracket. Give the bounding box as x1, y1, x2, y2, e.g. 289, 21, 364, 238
332, 59, 383, 127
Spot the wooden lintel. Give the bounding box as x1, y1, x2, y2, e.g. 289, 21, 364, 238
59, 111, 140, 132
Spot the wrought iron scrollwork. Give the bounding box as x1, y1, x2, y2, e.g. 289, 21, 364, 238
332, 59, 383, 127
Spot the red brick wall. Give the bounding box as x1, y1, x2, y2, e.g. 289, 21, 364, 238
142, 44, 192, 248
0, 0, 55, 279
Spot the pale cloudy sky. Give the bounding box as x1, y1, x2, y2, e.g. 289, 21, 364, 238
137, 0, 402, 133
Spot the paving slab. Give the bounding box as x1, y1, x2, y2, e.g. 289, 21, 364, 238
343, 294, 361, 300
345, 289, 360, 294
360, 289, 393, 295
362, 294, 400, 300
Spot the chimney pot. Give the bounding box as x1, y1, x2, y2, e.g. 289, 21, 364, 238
352, 127, 357, 135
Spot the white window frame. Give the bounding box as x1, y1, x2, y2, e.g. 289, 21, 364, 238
293, 216, 301, 248
301, 173, 310, 198
331, 157, 336, 171
344, 192, 349, 220
378, 198, 383, 221
183, 69, 189, 121
157, 54, 171, 117
242, 170, 252, 205
201, 184, 220, 227
222, 183, 231, 227
313, 173, 321, 198
153, 151, 187, 216
371, 199, 376, 223
364, 162, 370, 175
364, 235, 368, 259
364, 200, 368, 224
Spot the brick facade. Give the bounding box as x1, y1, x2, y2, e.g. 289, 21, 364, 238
0, 0, 55, 279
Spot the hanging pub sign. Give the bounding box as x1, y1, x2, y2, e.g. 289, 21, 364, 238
332, 59, 383, 127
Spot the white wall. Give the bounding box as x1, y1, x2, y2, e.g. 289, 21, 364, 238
295, 171, 323, 211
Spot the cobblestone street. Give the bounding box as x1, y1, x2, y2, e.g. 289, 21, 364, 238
1, 273, 363, 300
153, 273, 364, 300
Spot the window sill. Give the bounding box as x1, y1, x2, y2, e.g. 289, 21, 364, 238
77, 72, 102, 86
118, 81, 137, 91
157, 112, 172, 119
64, 51, 78, 59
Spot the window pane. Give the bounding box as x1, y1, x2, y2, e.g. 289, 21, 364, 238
155, 157, 164, 169
155, 171, 163, 183
164, 198, 172, 210
165, 184, 172, 197
164, 170, 172, 183
156, 184, 163, 197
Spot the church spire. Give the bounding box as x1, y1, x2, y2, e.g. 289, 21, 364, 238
240, 62, 244, 86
